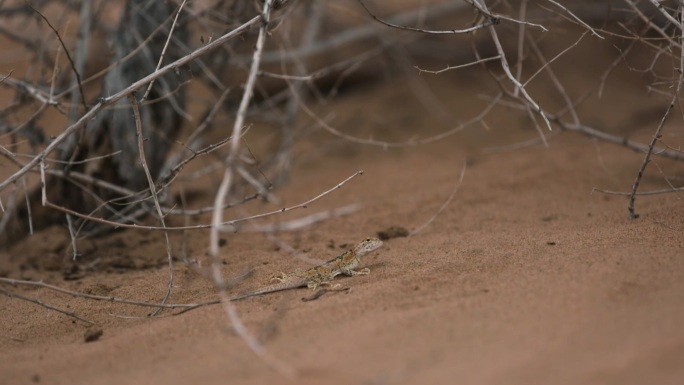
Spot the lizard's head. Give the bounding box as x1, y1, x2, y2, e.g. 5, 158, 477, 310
354, 237, 383, 255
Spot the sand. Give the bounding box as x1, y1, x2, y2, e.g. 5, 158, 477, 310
2, 19, 684, 385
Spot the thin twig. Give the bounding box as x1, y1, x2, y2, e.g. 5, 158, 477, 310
409, 161, 467, 237
159, 88, 231, 184
481, 129, 561, 154
627, 5, 684, 219
24, 0, 87, 110
0, 183, 19, 232
646, 0, 682, 30
0, 12, 263, 192
544, 0, 604, 38
293, 82, 500, 147
237, 166, 279, 204
357, 0, 495, 34
69, 0, 92, 124
524, 31, 587, 126
39, 170, 365, 232
22, 176, 34, 235
466, 0, 548, 31
248, 204, 362, 232
0, 286, 94, 325
414, 55, 501, 75
0, 277, 203, 309
0, 75, 57, 106
210, 19, 267, 248
475, 0, 553, 132
141, 0, 187, 102
54, 10, 177, 99
513, 0, 528, 98
496, 108, 684, 162
208, 0, 296, 377
218, 170, 364, 230
623, 0, 678, 45
243, 2, 472, 64
0, 70, 11, 83
165, 194, 260, 216
129, 95, 175, 315
65, 213, 79, 260
593, 187, 684, 196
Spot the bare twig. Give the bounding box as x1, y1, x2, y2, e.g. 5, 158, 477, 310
646, 0, 682, 30
207, 0, 296, 377
514, 0, 529, 97
544, 0, 604, 38
409, 161, 467, 237
24, 0, 88, 110
69, 0, 92, 123
415, 55, 501, 75
0, 75, 58, 106
38, 170, 365, 232
524, 31, 588, 126
249, 204, 362, 232
246, 2, 472, 64
23, 176, 34, 235
627, 5, 684, 219
237, 166, 279, 204
210, 15, 271, 246
141, 0, 187, 102
130, 95, 175, 315
535, 114, 684, 162
475, 0, 553, 132
0, 11, 263, 192
0, 286, 94, 325
217, 170, 365, 231
357, 0, 496, 34
53, 10, 177, 99
593, 187, 684, 196
482, 129, 562, 154
466, 0, 548, 31
293, 82, 500, 147
0, 277, 209, 310
65, 213, 79, 260
623, 0, 678, 45
159, 88, 231, 184
165, 193, 260, 216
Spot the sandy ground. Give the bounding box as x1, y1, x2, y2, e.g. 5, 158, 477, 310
2, 16, 684, 385
2, 130, 684, 384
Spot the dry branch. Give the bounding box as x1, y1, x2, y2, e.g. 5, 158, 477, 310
0, 12, 262, 192
0, 286, 94, 325
628, 4, 684, 219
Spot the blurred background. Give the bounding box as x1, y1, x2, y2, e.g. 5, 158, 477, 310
1, 0, 682, 245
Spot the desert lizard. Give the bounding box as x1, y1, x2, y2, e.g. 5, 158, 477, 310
231, 237, 383, 301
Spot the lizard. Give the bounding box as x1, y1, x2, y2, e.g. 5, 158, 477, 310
230, 237, 383, 301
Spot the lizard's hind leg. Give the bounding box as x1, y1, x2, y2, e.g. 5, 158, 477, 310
270, 268, 304, 283
269, 272, 289, 283
306, 279, 338, 290
342, 267, 370, 276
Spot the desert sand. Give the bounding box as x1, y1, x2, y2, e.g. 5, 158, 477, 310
2, 13, 684, 385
